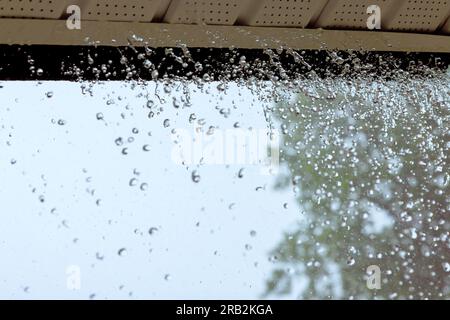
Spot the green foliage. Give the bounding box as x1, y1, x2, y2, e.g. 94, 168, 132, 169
266, 77, 450, 299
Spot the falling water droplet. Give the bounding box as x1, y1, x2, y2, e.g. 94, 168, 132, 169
129, 178, 138, 187
143, 59, 152, 69
443, 262, 450, 272
347, 257, 356, 266
115, 137, 123, 146
191, 170, 201, 183
146, 100, 155, 108
142, 144, 151, 152
140, 183, 148, 191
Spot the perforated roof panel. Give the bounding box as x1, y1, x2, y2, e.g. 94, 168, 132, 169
164, 0, 245, 25
1, 0, 450, 52
384, 0, 450, 33
0, 0, 67, 19
238, 0, 328, 27
82, 0, 171, 22
440, 15, 450, 34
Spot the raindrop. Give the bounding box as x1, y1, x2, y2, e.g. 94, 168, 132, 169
189, 113, 197, 123
118, 248, 127, 257
292, 176, 301, 185
164, 274, 171, 281
237, 168, 244, 178
163, 119, 170, 128
146, 100, 155, 108
129, 178, 138, 187
347, 257, 356, 266
149, 227, 158, 235
45, 91, 53, 98
142, 144, 151, 152
389, 293, 398, 299
140, 183, 148, 191
96, 113, 104, 120
202, 73, 211, 82
143, 59, 152, 69
217, 83, 226, 91
250, 230, 257, 237
115, 137, 123, 146
191, 170, 201, 183
172, 98, 180, 109
57, 119, 66, 126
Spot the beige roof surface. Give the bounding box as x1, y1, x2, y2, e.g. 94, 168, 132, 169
1, 0, 450, 52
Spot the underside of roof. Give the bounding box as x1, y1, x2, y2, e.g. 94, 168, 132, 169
0, 0, 449, 52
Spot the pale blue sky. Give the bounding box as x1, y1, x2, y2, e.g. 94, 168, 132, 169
0, 81, 301, 299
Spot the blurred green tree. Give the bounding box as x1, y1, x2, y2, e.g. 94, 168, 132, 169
266, 76, 449, 299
